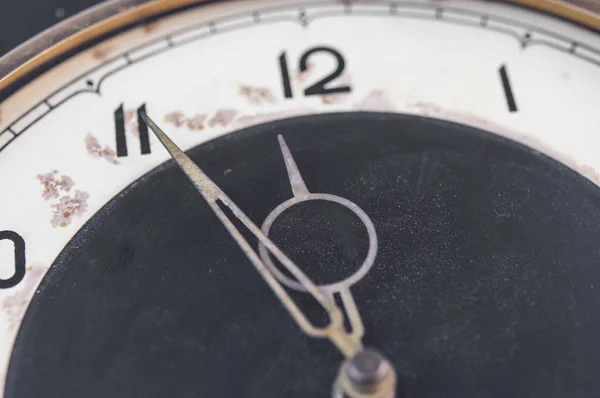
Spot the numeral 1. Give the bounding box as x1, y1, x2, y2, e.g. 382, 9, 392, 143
499, 65, 518, 112
114, 103, 151, 157
279, 53, 294, 98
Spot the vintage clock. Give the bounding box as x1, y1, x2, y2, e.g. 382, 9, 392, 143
0, 0, 599, 397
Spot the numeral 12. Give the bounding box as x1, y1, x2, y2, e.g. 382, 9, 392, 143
279, 46, 352, 99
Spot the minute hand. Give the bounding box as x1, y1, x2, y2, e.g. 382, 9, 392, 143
141, 113, 363, 358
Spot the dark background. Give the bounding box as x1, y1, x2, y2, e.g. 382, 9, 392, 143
0, 0, 102, 57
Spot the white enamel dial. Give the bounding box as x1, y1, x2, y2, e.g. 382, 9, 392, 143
1, 0, 600, 396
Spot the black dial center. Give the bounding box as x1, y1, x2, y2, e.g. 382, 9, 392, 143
267, 200, 369, 286
6, 112, 600, 398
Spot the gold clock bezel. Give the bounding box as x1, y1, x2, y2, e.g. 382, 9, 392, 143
0, 0, 598, 93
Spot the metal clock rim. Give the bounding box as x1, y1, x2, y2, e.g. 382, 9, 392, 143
0, 0, 208, 94
0, 0, 600, 94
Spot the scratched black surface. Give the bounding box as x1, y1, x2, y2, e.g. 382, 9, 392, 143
6, 113, 600, 398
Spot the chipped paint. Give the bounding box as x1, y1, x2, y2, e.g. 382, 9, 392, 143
164, 111, 187, 127
233, 107, 316, 129
125, 108, 140, 137
186, 114, 207, 130
91, 45, 114, 61
238, 84, 276, 105
321, 73, 352, 104
37, 171, 89, 228
143, 21, 160, 34
164, 111, 207, 131
2, 264, 46, 332
208, 109, 240, 127
352, 90, 395, 112
85, 133, 119, 165
293, 61, 315, 83
50, 191, 89, 228
36, 171, 73, 201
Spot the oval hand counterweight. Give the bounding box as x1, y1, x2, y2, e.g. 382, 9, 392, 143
259, 135, 380, 343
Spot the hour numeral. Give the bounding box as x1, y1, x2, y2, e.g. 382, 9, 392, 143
0, 230, 26, 289
279, 46, 352, 99
499, 65, 518, 112
278, 52, 294, 99
114, 103, 151, 157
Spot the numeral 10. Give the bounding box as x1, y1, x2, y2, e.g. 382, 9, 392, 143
0, 230, 26, 289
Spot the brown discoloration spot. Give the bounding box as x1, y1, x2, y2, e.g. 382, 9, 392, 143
293, 61, 315, 83
143, 21, 160, 34
352, 90, 395, 112
320, 73, 352, 104
186, 114, 207, 131
125, 109, 136, 122
3, 264, 46, 331
164, 112, 207, 131
578, 164, 600, 185
37, 171, 89, 228
37, 171, 73, 201
238, 84, 276, 105
410, 101, 444, 117
91, 45, 114, 61
85, 133, 119, 165
124, 109, 140, 137
233, 108, 316, 129
208, 109, 239, 127
164, 111, 186, 127
50, 190, 89, 228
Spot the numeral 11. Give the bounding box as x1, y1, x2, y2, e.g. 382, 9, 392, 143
114, 103, 151, 157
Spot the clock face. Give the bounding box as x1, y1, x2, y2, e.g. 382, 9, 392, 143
1, 1, 600, 397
